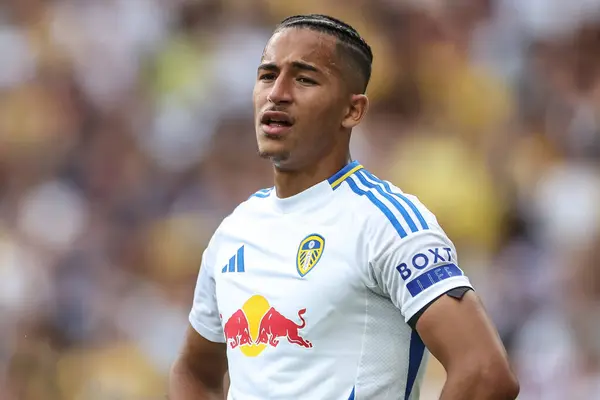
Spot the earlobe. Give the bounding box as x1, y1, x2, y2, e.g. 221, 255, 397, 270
341, 94, 369, 129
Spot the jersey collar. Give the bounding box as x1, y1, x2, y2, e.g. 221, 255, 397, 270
327, 160, 364, 190
270, 160, 363, 214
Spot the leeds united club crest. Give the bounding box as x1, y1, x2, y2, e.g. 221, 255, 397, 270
296, 234, 325, 277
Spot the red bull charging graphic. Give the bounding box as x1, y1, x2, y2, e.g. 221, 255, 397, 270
223, 295, 312, 357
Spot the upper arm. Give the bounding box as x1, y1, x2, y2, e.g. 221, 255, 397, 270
184, 232, 228, 377
369, 210, 518, 395
415, 290, 511, 372
175, 324, 228, 391
174, 232, 229, 392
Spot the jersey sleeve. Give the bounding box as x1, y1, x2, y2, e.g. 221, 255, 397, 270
370, 227, 473, 323
189, 237, 226, 343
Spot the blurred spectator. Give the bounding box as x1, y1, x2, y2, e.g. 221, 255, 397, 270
1, 0, 600, 398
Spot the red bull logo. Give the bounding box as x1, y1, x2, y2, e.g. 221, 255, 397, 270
223, 309, 252, 349
223, 295, 312, 357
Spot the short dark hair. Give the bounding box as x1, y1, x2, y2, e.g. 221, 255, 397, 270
274, 14, 373, 93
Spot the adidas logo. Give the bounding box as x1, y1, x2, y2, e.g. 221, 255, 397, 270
222, 245, 245, 273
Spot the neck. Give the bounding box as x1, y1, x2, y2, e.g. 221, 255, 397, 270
273, 154, 351, 198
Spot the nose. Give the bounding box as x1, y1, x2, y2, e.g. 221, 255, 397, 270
267, 76, 292, 105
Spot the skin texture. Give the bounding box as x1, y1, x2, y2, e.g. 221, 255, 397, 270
169, 326, 228, 400
253, 27, 369, 198
417, 291, 520, 399
169, 26, 519, 400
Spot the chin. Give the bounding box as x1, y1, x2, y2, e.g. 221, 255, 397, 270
258, 146, 291, 164
258, 148, 290, 162
257, 139, 290, 159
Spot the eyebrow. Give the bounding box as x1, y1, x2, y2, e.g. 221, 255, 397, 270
257, 61, 321, 74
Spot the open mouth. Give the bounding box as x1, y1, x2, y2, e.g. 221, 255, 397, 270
261, 111, 293, 126
261, 111, 294, 135
264, 119, 292, 127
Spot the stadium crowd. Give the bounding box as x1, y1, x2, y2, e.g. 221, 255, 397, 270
1, 0, 599, 398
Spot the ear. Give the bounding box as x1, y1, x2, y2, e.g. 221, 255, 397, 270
341, 94, 369, 129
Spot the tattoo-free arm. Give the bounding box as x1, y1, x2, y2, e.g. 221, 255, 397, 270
416, 291, 519, 400
169, 325, 228, 400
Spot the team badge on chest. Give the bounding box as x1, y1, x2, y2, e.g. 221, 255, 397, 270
296, 234, 325, 277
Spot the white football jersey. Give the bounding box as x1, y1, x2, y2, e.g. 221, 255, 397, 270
190, 161, 473, 400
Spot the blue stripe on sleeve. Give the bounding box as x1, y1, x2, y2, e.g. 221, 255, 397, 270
362, 170, 429, 230
345, 177, 408, 238
355, 170, 419, 233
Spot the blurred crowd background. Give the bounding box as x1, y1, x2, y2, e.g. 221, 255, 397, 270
1, 0, 600, 399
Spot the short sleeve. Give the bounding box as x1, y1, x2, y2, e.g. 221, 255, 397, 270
189, 239, 226, 343
370, 228, 473, 323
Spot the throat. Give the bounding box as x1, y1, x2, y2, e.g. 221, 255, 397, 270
273, 172, 315, 199
273, 157, 349, 199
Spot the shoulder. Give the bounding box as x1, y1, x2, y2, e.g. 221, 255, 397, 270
217, 186, 274, 229
201, 187, 274, 272
246, 187, 274, 200
336, 167, 440, 241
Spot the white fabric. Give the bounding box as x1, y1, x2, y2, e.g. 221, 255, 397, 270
190, 161, 473, 399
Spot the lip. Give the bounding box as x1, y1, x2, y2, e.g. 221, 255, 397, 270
260, 110, 294, 137
261, 123, 292, 136
261, 111, 294, 125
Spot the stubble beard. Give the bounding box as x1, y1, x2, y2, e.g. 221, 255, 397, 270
257, 133, 291, 167
258, 148, 291, 168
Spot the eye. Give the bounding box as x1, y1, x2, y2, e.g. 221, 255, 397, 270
259, 73, 276, 81
297, 77, 317, 85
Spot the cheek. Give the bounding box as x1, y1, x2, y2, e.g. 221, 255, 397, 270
299, 105, 340, 144
253, 87, 265, 109
304, 101, 342, 128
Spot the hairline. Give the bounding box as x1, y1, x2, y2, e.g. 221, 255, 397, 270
270, 25, 369, 94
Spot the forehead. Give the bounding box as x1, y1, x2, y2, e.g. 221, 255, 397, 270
262, 28, 339, 72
